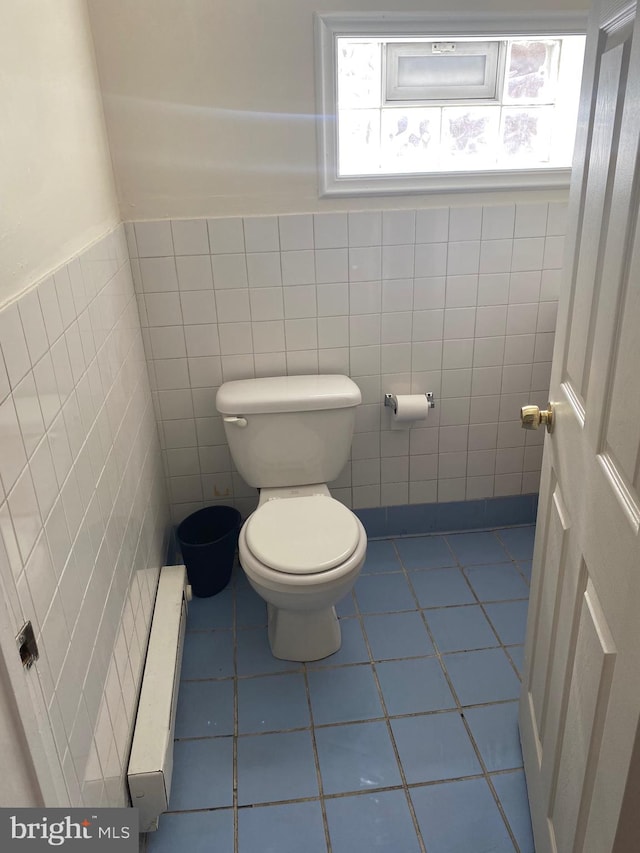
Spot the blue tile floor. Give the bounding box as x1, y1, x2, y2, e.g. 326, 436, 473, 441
146, 524, 536, 853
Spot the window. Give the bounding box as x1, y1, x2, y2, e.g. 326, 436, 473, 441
315, 13, 587, 196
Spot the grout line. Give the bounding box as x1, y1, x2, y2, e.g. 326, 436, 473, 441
355, 563, 428, 853
397, 535, 521, 851
302, 660, 333, 853
169, 530, 534, 852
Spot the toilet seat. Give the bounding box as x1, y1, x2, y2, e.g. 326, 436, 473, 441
245, 495, 359, 574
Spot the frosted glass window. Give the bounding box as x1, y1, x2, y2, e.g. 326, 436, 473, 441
316, 13, 587, 194
386, 42, 501, 101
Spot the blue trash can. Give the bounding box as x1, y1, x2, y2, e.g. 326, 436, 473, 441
177, 506, 241, 597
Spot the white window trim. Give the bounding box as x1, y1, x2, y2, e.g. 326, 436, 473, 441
314, 11, 589, 198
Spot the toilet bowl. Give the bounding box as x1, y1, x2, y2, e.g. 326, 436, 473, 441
238, 487, 367, 660
216, 374, 367, 661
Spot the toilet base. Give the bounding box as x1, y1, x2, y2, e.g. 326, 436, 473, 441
267, 603, 341, 661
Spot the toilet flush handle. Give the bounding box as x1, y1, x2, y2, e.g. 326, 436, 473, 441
223, 416, 248, 428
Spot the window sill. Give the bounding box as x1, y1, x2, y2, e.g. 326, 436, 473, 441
319, 167, 572, 198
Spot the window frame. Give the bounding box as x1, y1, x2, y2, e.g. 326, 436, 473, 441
384, 41, 504, 103
314, 12, 588, 198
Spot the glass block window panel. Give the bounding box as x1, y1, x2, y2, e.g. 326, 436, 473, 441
504, 40, 561, 103
380, 108, 441, 173
442, 107, 500, 166
337, 41, 382, 109
500, 107, 553, 164
317, 15, 587, 194
338, 109, 381, 176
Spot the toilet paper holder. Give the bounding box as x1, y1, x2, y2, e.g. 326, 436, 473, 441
384, 392, 435, 414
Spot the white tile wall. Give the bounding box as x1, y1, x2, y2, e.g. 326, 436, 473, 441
127, 202, 565, 523
0, 226, 169, 806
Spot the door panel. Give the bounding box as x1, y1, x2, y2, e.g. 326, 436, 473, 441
520, 2, 640, 852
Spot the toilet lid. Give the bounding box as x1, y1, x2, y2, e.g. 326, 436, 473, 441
245, 495, 360, 574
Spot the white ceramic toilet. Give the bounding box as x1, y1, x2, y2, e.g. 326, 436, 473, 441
216, 374, 367, 661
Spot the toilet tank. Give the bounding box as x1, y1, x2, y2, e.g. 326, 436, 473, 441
216, 375, 362, 488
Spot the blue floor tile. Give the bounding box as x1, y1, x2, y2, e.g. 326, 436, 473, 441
238, 672, 310, 734
375, 658, 455, 715
235, 584, 267, 628
506, 645, 525, 677
391, 713, 482, 784
175, 679, 234, 739
363, 611, 435, 660
425, 605, 498, 653
394, 535, 456, 569
518, 560, 533, 583
411, 777, 515, 853
446, 531, 511, 566
354, 573, 416, 614
169, 738, 233, 810
166, 524, 534, 850
181, 630, 234, 680
464, 701, 523, 771
149, 809, 234, 853
236, 627, 301, 676
237, 730, 319, 805
315, 721, 401, 794
307, 664, 383, 725
361, 539, 402, 573
465, 563, 530, 602
307, 618, 369, 668
444, 648, 521, 705
492, 769, 535, 853
325, 790, 421, 853
336, 590, 357, 617
497, 525, 536, 560
238, 800, 326, 853
409, 567, 475, 608
485, 600, 530, 646
187, 589, 233, 630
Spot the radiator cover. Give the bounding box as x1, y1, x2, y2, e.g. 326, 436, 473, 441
127, 565, 189, 831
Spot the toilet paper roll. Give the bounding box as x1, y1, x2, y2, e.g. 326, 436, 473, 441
391, 394, 430, 428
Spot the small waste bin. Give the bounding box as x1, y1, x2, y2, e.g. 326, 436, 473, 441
176, 506, 241, 597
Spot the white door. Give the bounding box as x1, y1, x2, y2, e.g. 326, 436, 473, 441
519, 1, 640, 851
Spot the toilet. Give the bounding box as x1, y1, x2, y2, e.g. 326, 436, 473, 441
216, 374, 367, 661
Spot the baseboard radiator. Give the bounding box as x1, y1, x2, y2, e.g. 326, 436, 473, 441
127, 565, 191, 831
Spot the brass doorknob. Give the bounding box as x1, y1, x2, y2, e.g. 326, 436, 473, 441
521, 403, 554, 433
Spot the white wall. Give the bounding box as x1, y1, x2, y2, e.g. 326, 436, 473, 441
86, 0, 589, 220
129, 203, 563, 523
0, 227, 169, 807
0, 2, 170, 807
0, 0, 120, 306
